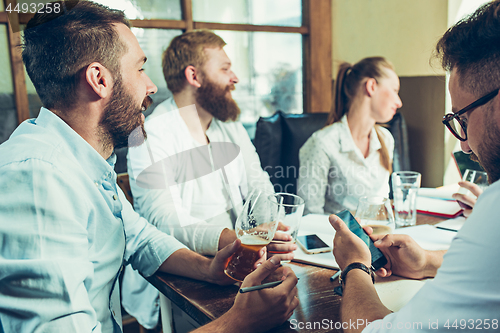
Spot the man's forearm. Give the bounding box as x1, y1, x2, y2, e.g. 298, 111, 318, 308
192, 309, 250, 333
341, 270, 392, 333
158, 248, 213, 282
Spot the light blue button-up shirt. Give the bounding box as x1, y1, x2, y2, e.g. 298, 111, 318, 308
0, 108, 187, 332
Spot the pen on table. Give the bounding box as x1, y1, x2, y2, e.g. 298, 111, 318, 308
330, 270, 341, 281
435, 226, 458, 232
239, 278, 300, 293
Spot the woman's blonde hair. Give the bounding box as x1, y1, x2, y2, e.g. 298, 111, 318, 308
326, 56, 396, 172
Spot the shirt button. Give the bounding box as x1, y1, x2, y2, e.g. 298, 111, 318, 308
113, 195, 118, 200
95, 182, 99, 187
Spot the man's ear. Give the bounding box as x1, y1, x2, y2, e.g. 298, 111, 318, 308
364, 78, 377, 97
184, 65, 202, 88
85, 62, 113, 99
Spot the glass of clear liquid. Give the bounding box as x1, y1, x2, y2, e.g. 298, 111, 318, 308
456, 169, 488, 209
391, 171, 421, 227
355, 196, 395, 236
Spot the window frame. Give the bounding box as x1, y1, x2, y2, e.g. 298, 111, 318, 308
1, 0, 332, 126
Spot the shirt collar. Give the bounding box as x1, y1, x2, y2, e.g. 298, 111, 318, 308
35, 107, 116, 184
339, 115, 382, 155
169, 97, 220, 142
339, 115, 356, 153
368, 126, 382, 155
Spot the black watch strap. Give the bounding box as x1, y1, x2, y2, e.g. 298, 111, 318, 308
339, 262, 375, 286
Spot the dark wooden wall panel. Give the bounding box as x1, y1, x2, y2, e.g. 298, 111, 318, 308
399, 76, 446, 187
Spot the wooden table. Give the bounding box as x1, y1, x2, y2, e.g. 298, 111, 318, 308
146, 213, 447, 333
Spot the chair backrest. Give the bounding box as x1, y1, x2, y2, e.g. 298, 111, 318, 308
117, 172, 134, 206
254, 111, 411, 195
384, 112, 411, 172
254, 111, 328, 194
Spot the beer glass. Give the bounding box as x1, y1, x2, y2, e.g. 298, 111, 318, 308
355, 196, 395, 236
224, 190, 281, 282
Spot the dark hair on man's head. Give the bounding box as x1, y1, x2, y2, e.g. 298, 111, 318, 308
162, 30, 226, 93
22, 0, 130, 111
435, 0, 500, 96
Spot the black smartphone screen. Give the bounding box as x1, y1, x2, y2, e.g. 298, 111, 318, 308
336, 210, 388, 271
452, 151, 484, 177
297, 234, 329, 250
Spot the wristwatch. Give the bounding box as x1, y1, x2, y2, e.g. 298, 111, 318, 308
339, 262, 375, 286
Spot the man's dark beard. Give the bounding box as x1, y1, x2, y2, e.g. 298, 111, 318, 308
100, 76, 152, 150
472, 119, 500, 184
195, 75, 240, 122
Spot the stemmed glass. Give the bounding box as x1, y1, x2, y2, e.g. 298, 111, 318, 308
224, 190, 281, 282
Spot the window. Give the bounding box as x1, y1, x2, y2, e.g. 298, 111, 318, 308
0, 0, 331, 143
0, 24, 16, 143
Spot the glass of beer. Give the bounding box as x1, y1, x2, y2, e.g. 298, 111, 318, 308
355, 196, 395, 236
224, 190, 281, 282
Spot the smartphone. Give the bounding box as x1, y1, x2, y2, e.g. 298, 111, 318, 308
457, 200, 472, 210
336, 210, 388, 271
297, 234, 332, 254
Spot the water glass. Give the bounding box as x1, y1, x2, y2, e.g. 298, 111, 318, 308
268, 193, 305, 261
456, 169, 488, 209
391, 171, 421, 227
458, 169, 488, 196
355, 196, 395, 235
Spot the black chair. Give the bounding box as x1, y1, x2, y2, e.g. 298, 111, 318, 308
253, 111, 328, 195
385, 112, 411, 173
253, 111, 410, 195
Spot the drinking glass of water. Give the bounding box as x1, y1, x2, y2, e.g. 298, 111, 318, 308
268, 193, 305, 262
391, 171, 421, 227
355, 196, 395, 235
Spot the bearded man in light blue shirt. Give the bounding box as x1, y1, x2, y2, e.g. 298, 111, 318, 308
0, 1, 298, 332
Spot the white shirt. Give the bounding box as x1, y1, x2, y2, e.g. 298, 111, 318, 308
127, 97, 273, 255
364, 179, 500, 332
122, 97, 273, 328
298, 115, 394, 214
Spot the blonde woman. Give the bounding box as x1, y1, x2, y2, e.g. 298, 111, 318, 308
298, 57, 403, 214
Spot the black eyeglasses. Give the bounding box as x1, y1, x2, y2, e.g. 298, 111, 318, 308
442, 88, 499, 141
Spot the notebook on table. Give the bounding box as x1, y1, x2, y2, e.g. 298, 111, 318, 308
416, 196, 462, 219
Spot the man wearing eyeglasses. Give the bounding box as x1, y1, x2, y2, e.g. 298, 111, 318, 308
444, 87, 497, 217
328, 1, 500, 332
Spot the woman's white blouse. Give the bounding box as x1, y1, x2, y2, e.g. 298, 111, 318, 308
298, 115, 394, 214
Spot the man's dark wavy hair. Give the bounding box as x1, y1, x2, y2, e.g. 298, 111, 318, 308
435, 0, 500, 96
22, 1, 129, 112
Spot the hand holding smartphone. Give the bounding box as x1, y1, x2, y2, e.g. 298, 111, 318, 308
336, 210, 388, 271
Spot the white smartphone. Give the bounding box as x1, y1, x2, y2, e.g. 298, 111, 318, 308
297, 234, 332, 254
